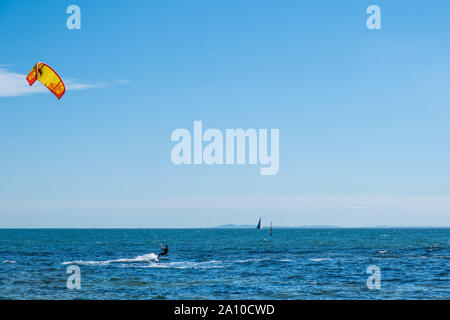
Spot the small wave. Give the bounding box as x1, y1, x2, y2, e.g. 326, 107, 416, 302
139, 258, 265, 270
426, 245, 443, 252
378, 250, 389, 254
2, 260, 16, 264
234, 258, 268, 263
146, 258, 272, 269
142, 260, 223, 270
309, 258, 332, 262
62, 253, 158, 266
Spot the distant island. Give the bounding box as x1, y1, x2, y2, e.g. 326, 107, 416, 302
213, 224, 448, 229
214, 224, 342, 229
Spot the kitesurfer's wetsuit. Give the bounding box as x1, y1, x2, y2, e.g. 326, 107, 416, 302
158, 245, 168, 258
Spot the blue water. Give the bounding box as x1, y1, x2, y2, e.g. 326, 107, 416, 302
0, 228, 448, 299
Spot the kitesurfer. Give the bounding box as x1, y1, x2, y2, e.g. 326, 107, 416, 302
158, 245, 168, 258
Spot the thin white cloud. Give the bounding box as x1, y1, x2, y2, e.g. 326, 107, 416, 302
115, 79, 131, 85
0, 68, 129, 97
1, 194, 450, 213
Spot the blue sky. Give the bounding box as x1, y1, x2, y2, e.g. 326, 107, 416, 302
1, 0, 450, 227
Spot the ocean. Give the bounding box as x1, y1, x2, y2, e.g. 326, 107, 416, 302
0, 228, 448, 299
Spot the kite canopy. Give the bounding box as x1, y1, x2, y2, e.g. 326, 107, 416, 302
26, 62, 65, 99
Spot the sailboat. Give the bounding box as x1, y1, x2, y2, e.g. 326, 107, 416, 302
270, 222, 272, 236
256, 217, 262, 230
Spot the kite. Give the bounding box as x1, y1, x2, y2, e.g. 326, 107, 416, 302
26, 62, 65, 99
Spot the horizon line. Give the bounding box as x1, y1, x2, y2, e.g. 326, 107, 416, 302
1, 225, 449, 229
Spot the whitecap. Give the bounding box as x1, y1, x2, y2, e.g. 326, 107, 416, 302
309, 258, 332, 262
2, 260, 16, 264
142, 260, 223, 270
62, 253, 159, 266
233, 258, 267, 263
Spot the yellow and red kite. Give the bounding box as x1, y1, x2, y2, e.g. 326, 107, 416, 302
26, 62, 65, 99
